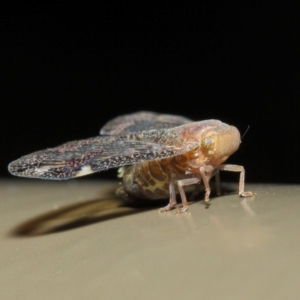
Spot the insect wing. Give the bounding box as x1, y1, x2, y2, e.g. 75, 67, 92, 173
100, 111, 192, 135
8, 126, 199, 180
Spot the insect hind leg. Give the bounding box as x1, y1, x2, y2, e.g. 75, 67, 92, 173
176, 177, 201, 213
159, 181, 177, 212
159, 178, 201, 213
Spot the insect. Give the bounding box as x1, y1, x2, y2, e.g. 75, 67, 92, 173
8, 111, 253, 212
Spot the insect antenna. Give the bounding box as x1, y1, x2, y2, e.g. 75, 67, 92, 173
241, 125, 250, 140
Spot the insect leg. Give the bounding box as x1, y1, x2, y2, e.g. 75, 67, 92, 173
159, 181, 177, 212
199, 165, 215, 201
214, 170, 221, 196
176, 177, 200, 213
188, 178, 202, 201
217, 164, 254, 197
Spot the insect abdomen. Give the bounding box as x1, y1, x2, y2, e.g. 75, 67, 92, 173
116, 148, 204, 201
116, 160, 172, 201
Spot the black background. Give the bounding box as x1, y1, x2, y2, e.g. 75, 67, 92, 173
1, 3, 298, 183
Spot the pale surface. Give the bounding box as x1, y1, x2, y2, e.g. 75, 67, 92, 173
1, 180, 300, 300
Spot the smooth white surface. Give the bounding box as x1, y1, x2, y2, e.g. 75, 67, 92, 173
1, 180, 300, 300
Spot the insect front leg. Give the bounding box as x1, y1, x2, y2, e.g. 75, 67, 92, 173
199, 165, 215, 201
217, 164, 254, 197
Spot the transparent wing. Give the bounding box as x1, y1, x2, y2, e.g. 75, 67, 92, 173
100, 111, 192, 135
8, 125, 199, 180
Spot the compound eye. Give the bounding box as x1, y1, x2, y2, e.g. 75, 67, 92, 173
201, 136, 215, 149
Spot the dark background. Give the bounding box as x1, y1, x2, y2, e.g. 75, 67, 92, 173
1, 3, 298, 183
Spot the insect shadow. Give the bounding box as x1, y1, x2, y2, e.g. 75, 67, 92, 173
9, 196, 168, 237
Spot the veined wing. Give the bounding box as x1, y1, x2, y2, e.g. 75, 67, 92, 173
8, 125, 199, 180
100, 111, 192, 135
